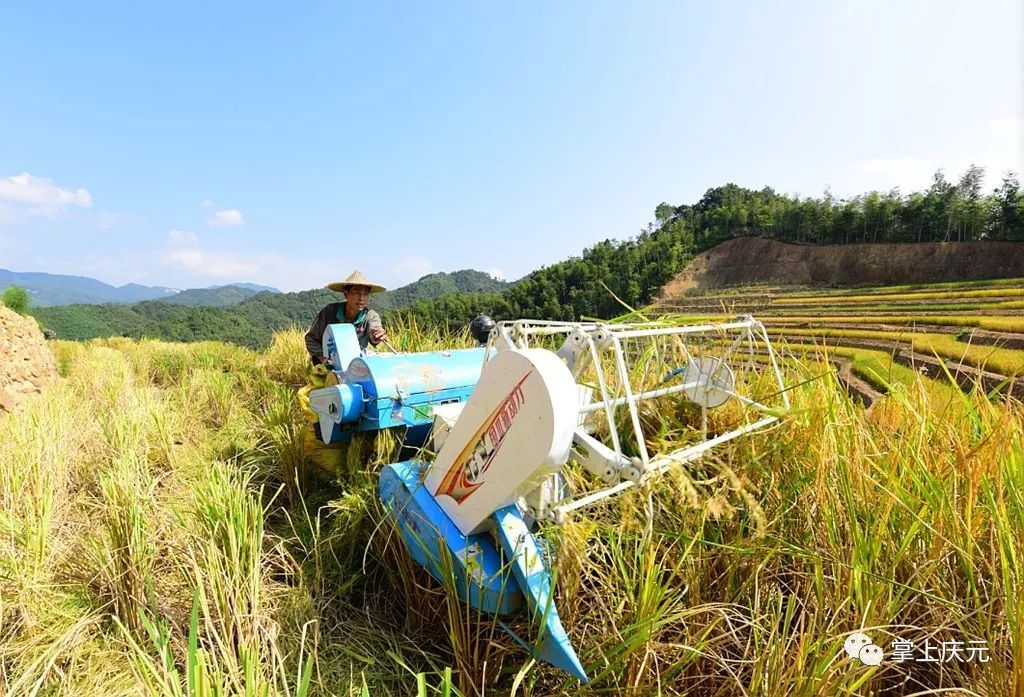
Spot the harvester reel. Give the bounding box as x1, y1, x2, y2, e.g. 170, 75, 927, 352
681, 356, 735, 408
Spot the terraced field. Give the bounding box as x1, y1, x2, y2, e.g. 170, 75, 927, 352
3, 312, 1022, 694
653, 277, 1024, 407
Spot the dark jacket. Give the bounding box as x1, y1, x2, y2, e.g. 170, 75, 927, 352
305, 302, 383, 365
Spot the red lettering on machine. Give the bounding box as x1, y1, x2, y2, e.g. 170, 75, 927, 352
436, 372, 532, 504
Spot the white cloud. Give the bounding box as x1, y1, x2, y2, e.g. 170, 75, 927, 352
205, 209, 245, 227
200, 200, 215, 209
167, 229, 198, 246
0, 172, 92, 208
0, 174, 145, 231
486, 267, 505, 281
162, 248, 260, 278
392, 257, 433, 280
0, 172, 93, 221
157, 246, 358, 290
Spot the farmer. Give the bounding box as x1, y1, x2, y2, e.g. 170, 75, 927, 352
305, 270, 388, 366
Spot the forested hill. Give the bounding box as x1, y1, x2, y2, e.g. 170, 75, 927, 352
30, 269, 506, 347
375, 270, 509, 309
398, 167, 1024, 329
30, 168, 1024, 345
163, 285, 267, 306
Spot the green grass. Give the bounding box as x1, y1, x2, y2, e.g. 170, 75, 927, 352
646, 311, 1024, 334
767, 326, 1024, 376
674, 277, 1024, 302
663, 300, 1024, 318
783, 276, 1024, 296
774, 286, 1024, 305
767, 314, 1024, 333
766, 340, 961, 403
1, 316, 1022, 695
662, 279, 1024, 317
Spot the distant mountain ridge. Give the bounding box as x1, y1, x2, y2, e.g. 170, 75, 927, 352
30, 269, 507, 346
0, 268, 278, 307
163, 285, 270, 307
0, 269, 178, 306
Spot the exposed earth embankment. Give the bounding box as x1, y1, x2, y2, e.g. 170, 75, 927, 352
658, 237, 1024, 296
0, 306, 57, 414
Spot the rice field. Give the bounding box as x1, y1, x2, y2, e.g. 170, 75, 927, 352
655, 277, 1024, 405
1, 285, 1023, 695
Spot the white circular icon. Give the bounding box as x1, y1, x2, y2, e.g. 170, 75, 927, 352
859, 643, 884, 666
844, 632, 872, 659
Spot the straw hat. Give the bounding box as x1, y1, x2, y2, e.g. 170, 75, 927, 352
326, 269, 387, 294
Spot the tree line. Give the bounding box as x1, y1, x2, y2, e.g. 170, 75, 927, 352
28, 166, 1024, 344
396, 166, 1024, 330
659, 167, 1022, 248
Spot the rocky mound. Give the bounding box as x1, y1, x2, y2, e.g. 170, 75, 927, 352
1, 306, 58, 414
658, 237, 1024, 296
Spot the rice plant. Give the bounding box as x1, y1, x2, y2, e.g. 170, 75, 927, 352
1, 295, 1021, 695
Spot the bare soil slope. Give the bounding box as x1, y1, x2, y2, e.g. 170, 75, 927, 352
658, 237, 1024, 296
0, 306, 57, 414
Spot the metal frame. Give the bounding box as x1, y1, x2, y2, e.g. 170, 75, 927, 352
485, 316, 789, 521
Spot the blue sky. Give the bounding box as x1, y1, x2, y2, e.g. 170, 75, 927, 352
1, 0, 1021, 292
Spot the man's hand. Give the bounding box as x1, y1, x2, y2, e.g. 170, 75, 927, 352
370, 326, 387, 343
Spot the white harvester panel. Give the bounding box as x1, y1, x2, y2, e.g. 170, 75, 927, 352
430, 401, 466, 452
425, 348, 578, 536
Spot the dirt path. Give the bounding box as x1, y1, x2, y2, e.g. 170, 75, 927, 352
834, 358, 883, 409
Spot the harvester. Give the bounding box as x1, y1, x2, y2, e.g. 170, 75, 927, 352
307, 316, 789, 682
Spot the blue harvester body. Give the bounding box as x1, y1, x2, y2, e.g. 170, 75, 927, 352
308, 324, 486, 445
306, 323, 588, 681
